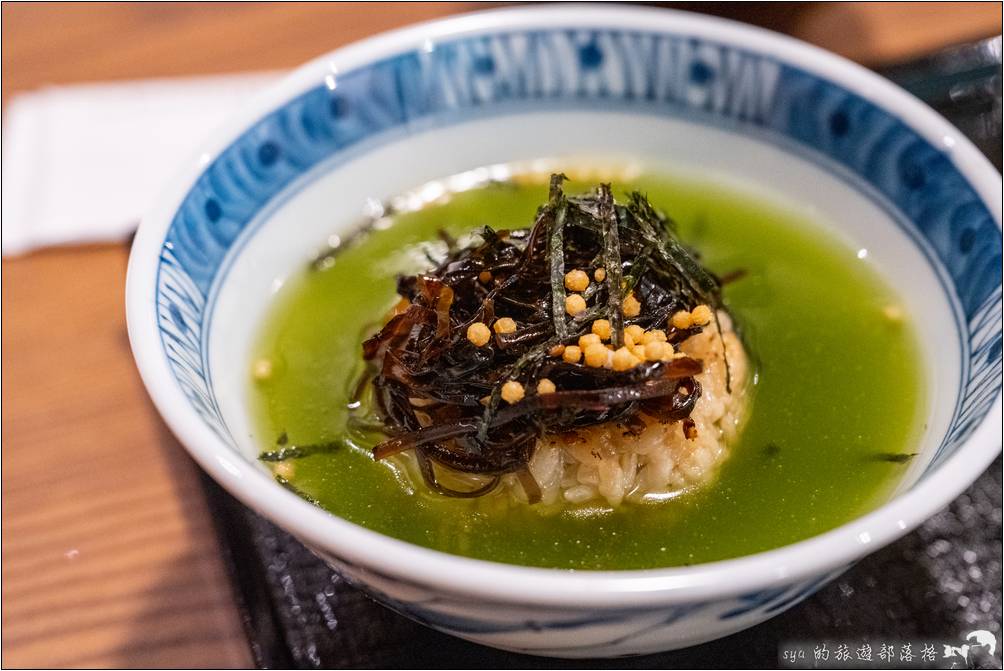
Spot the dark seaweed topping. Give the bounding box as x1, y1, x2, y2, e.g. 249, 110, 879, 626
360, 177, 725, 498
719, 268, 748, 285
548, 174, 570, 341
600, 184, 626, 347
275, 474, 320, 505
871, 452, 917, 464
259, 440, 344, 462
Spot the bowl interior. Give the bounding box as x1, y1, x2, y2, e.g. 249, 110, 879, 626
209, 112, 961, 490
142, 8, 1001, 579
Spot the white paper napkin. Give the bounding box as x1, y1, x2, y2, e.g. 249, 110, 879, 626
1, 71, 281, 256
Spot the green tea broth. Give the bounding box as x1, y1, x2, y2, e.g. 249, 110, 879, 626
249, 172, 925, 570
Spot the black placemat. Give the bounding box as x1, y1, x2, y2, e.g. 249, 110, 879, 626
198, 36, 1004, 670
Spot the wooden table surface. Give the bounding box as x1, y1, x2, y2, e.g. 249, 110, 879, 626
2, 3, 1000, 668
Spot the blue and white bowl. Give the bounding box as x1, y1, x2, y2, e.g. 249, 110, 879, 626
126, 6, 1003, 657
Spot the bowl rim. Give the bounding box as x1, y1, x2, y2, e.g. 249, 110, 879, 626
127, 4, 1003, 608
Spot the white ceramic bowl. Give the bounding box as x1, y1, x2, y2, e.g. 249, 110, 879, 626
127, 6, 1002, 656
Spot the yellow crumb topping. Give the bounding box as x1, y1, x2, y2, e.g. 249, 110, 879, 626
612, 346, 640, 371
691, 304, 713, 326
536, 378, 556, 395
501, 380, 525, 404
591, 319, 612, 340
564, 269, 590, 292
562, 345, 582, 364
466, 322, 491, 346
584, 343, 609, 368
493, 317, 517, 334
622, 292, 641, 318
671, 310, 693, 329
565, 294, 587, 316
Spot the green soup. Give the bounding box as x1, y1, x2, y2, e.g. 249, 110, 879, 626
249, 173, 924, 570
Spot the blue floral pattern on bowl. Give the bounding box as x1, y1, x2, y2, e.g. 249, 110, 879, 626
312, 543, 851, 656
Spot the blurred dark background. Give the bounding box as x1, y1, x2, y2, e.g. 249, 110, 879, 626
3, 2, 1002, 100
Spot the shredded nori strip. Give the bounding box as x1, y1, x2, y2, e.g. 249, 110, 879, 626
275, 475, 320, 505
871, 452, 918, 464
548, 174, 569, 341
361, 177, 727, 499
259, 440, 345, 462
599, 184, 625, 347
